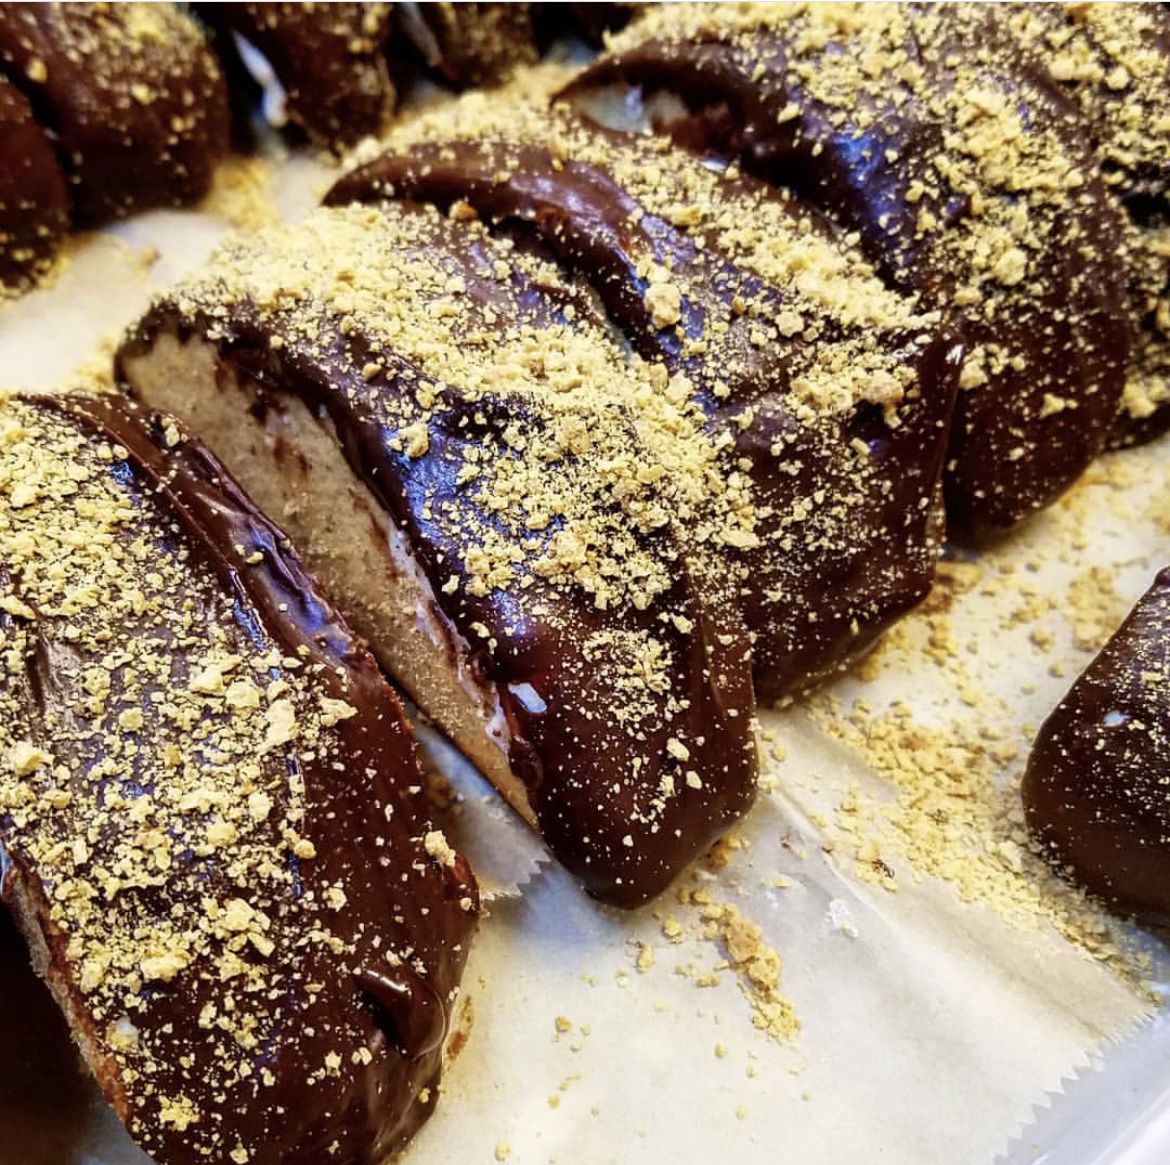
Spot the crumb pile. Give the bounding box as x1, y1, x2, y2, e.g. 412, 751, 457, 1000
799, 452, 1170, 988
675, 883, 800, 1044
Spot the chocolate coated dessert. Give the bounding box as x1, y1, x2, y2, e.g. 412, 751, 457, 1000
0, 3, 230, 225
118, 200, 760, 906
566, 3, 1132, 537
328, 110, 962, 701
0, 392, 477, 1163
202, 2, 395, 150
0, 72, 67, 291
1024, 569, 1170, 927
533, 3, 641, 49
1002, 4, 1170, 449
393, 2, 539, 88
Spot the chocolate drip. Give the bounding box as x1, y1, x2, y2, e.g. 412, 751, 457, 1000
328, 137, 961, 700
357, 968, 447, 1062
566, 5, 1131, 537
0, 394, 477, 1165
1024, 568, 1170, 927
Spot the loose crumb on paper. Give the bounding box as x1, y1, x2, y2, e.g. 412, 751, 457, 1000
803, 456, 1165, 990
202, 154, 281, 233
673, 880, 800, 1044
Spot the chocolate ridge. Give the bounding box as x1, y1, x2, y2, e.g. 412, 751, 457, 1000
118, 204, 759, 906
1, 392, 477, 1164
327, 135, 962, 700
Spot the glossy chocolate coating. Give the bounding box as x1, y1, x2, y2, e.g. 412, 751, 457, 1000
0, 393, 477, 1164
0, 71, 67, 291
1024, 568, 1170, 926
328, 137, 961, 701
1003, 4, 1170, 213
201, 3, 395, 150
393, 2, 538, 89
0, 3, 230, 225
1001, 4, 1170, 450
120, 203, 759, 907
567, 6, 1131, 537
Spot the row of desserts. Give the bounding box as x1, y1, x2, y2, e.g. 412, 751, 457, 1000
0, 2, 633, 293
5, 7, 1170, 1164
567, 3, 1170, 929
119, 2, 1170, 916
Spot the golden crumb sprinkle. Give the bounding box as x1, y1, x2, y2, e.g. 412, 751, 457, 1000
0, 394, 460, 1161
424, 828, 458, 868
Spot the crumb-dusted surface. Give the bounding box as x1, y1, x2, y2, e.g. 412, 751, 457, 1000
794, 440, 1167, 992
0, 393, 477, 1164
120, 199, 759, 906
330, 85, 962, 702
1002, 4, 1170, 446
571, 2, 1133, 535
0, 2, 230, 225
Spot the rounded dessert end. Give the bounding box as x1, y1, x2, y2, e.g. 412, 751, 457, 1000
0, 4, 231, 226
1023, 567, 1170, 926
0, 73, 68, 291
